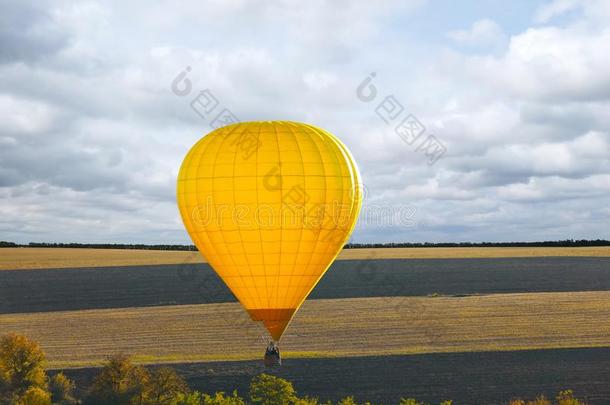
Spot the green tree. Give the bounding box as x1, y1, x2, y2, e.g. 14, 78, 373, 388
0, 333, 48, 402
399, 400, 452, 405
337, 397, 357, 405
202, 391, 245, 405
293, 396, 319, 405
85, 354, 150, 405
527, 397, 551, 405
147, 367, 189, 405
17, 386, 51, 405
556, 390, 586, 405
510, 397, 551, 405
249, 374, 297, 405
399, 399, 429, 405
49, 373, 78, 405
169, 391, 202, 405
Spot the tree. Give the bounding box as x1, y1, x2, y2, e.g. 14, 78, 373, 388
85, 354, 150, 405
337, 397, 358, 405
202, 391, 246, 405
527, 397, 551, 405
293, 396, 319, 405
147, 367, 189, 405
399, 400, 452, 405
49, 373, 78, 405
249, 374, 297, 405
556, 390, 586, 405
400, 400, 425, 405
0, 333, 48, 401
509, 398, 551, 405
16, 386, 51, 405
169, 391, 202, 405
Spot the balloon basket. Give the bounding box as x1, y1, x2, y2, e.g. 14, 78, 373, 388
264, 344, 282, 367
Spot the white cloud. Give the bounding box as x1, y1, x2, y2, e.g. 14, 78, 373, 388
534, 0, 581, 23
453, 26, 610, 102
302, 70, 337, 91
447, 19, 504, 46
0, 94, 63, 135
1, 0, 610, 244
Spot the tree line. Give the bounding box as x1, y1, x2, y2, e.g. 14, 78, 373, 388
1, 239, 609, 250
345, 239, 610, 248
0, 242, 197, 251
0, 333, 590, 405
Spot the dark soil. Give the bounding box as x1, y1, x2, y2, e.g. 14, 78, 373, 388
1, 257, 609, 313
60, 347, 610, 405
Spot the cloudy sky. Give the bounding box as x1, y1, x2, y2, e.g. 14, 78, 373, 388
1, 0, 609, 244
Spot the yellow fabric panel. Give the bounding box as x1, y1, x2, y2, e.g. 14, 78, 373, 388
177, 121, 362, 340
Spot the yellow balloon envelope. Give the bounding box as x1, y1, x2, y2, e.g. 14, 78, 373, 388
177, 121, 362, 341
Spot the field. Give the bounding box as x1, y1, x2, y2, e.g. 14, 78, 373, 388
1, 247, 610, 404
2, 246, 610, 270
2, 292, 610, 368
63, 348, 610, 405
0, 248, 201, 270
2, 256, 610, 313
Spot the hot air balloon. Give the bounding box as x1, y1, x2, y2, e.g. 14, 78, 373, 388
176, 121, 362, 365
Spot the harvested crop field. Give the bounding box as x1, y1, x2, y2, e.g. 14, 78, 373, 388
2, 248, 610, 404
2, 292, 610, 368
2, 246, 610, 270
